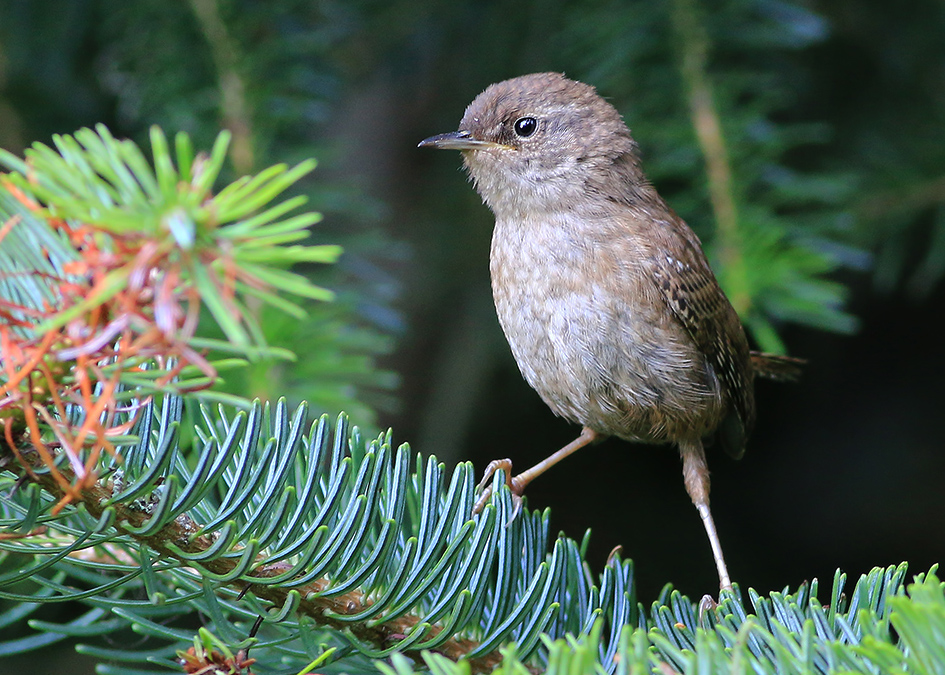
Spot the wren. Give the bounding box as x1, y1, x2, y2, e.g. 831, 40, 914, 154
419, 72, 799, 590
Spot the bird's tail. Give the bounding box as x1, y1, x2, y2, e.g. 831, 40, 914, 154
750, 351, 805, 382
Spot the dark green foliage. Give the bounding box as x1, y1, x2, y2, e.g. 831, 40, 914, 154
207, 299, 399, 428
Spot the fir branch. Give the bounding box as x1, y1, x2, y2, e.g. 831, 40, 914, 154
0, 398, 937, 674
0, 423, 508, 672
1, 396, 633, 673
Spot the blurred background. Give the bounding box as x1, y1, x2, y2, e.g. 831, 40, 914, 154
1, 0, 944, 671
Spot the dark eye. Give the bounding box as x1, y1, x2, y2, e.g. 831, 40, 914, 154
513, 117, 538, 138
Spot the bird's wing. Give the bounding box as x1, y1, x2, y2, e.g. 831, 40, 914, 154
646, 218, 755, 458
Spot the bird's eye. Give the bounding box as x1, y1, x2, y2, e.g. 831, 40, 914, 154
513, 117, 538, 138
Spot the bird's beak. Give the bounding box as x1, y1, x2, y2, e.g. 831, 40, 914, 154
418, 130, 511, 150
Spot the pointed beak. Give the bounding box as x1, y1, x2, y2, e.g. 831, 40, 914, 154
418, 130, 511, 150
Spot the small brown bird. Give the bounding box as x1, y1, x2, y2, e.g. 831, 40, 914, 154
419, 72, 799, 590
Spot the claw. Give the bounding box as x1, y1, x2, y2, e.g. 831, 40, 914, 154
476, 458, 513, 492
473, 458, 524, 524
507, 492, 523, 523
472, 485, 492, 514
697, 593, 718, 626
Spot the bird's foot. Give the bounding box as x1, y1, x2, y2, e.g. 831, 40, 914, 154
473, 458, 526, 521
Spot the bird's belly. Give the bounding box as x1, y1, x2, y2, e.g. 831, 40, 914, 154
490, 220, 722, 443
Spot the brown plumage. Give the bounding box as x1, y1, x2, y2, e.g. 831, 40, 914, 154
419, 72, 800, 590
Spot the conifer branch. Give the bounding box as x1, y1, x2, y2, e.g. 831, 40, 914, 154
0, 436, 510, 672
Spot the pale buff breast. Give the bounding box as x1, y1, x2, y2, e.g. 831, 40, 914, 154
489, 213, 724, 443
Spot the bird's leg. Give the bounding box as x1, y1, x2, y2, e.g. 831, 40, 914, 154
679, 438, 732, 591
473, 427, 599, 516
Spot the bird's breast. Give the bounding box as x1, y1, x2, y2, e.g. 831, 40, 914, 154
489, 214, 723, 443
